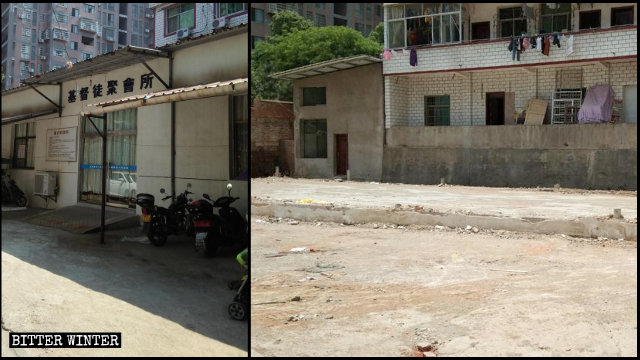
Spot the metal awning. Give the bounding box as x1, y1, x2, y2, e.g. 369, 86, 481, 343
81, 78, 248, 116
21, 46, 169, 86
1, 109, 59, 125
270, 55, 382, 80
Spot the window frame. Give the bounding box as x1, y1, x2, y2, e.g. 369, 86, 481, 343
164, 3, 195, 36
217, 3, 247, 18
302, 87, 326, 107
424, 95, 451, 126
540, 3, 571, 33
385, 3, 462, 49
12, 122, 36, 169
611, 6, 634, 27
499, 6, 528, 38
579, 10, 601, 30
301, 119, 328, 159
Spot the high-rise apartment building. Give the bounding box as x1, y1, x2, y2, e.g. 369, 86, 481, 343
1, 3, 155, 90
250, 3, 384, 49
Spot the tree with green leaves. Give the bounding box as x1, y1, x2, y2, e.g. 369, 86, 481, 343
252, 12, 383, 101
269, 10, 313, 37
368, 22, 384, 46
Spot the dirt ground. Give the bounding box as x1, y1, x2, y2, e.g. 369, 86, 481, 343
250, 217, 637, 357
1, 211, 247, 357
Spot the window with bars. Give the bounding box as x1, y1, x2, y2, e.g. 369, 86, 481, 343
424, 96, 450, 126
301, 119, 327, 158
21, 44, 30, 59
218, 3, 246, 17
386, 3, 461, 48
22, 28, 31, 42
13, 122, 36, 169
315, 13, 326, 27
167, 3, 194, 33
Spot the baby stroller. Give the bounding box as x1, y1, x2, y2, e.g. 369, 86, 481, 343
228, 248, 249, 321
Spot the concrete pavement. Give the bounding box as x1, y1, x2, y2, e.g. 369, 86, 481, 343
251, 177, 637, 240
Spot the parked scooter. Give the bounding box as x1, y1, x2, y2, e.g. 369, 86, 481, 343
136, 185, 194, 246
195, 183, 248, 257
1, 170, 27, 207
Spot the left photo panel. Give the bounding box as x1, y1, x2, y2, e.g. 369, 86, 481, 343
1, 3, 248, 357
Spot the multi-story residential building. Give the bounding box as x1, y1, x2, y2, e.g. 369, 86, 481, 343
250, 3, 384, 49
1, 3, 155, 90
150, 3, 248, 48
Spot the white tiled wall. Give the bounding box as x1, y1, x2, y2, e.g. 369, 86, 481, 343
385, 60, 637, 127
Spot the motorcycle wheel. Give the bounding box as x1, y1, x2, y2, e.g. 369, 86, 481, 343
15, 194, 27, 208
148, 220, 168, 247
228, 302, 247, 321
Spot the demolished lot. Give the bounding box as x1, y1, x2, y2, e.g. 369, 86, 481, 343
251, 177, 637, 357
250, 217, 637, 357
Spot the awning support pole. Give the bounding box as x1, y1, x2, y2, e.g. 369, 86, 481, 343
87, 114, 108, 245
134, 54, 170, 89
25, 83, 62, 112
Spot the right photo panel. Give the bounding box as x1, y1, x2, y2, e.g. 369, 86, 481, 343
250, 2, 638, 357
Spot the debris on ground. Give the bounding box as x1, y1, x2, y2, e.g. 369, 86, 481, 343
290, 296, 301, 302
290, 247, 307, 253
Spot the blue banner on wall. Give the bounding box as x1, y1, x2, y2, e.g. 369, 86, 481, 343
81, 164, 137, 171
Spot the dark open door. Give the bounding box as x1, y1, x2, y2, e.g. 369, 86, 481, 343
335, 134, 348, 176
486, 92, 505, 125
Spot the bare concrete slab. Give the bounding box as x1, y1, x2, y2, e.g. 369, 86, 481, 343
251, 177, 637, 240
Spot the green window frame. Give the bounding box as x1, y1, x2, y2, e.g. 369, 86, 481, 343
12, 122, 36, 169
424, 96, 450, 126
301, 119, 327, 158
302, 87, 326, 106
167, 3, 194, 34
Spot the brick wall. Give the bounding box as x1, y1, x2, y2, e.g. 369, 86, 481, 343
250, 99, 294, 177
386, 60, 637, 127
383, 26, 637, 75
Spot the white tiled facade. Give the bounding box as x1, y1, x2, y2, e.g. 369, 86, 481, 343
152, 3, 248, 48
382, 3, 638, 127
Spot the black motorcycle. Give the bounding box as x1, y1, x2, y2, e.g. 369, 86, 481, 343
136, 186, 194, 246
196, 183, 247, 257
1, 170, 27, 207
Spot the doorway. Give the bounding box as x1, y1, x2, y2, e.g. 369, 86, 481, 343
486, 92, 505, 125
335, 134, 348, 176
623, 85, 637, 123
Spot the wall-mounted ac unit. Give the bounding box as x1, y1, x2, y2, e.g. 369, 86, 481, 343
176, 27, 190, 39
213, 18, 226, 28
144, 28, 149, 33
35, 172, 57, 196
40, 55, 46, 60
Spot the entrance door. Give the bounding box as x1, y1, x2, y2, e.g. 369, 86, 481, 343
486, 92, 505, 125
335, 134, 348, 176
624, 85, 637, 123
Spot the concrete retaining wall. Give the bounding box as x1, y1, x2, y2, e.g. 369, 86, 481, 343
383, 123, 637, 190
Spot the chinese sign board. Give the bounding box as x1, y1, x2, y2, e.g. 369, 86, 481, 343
46, 127, 77, 162
67, 73, 154, 103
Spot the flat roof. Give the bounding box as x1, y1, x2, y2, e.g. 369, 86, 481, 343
270, 55, 382, 81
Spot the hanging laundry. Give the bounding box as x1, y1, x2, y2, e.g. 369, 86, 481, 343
523, 37, 530, 50
542, 36, 551, 56
409, 49, 417, 66
530, 36, 537, 49
537, 36, 543, 53
383, 50, 391, 61
552, 33, 561, 48
566, 35, 574, 55
508, 37, 518, 61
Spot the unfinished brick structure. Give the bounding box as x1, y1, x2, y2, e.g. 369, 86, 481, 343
250, 99, 294, 177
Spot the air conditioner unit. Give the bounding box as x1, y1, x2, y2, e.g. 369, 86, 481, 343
29, 69, 34, 73
144, 28, 149, 33
213, 18, 226, 28
38, 39, 44, 43
176, 27, 190, 39
35, 172, 57, 196
41, 55, 46, 60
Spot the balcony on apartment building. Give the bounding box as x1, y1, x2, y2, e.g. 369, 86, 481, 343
80, 18, 99, 33
383, 3, 637, 75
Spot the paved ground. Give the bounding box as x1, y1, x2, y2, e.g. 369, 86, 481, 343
1, 210, 247, 357
252, 177, 637, 221
250, 218, 637, 357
